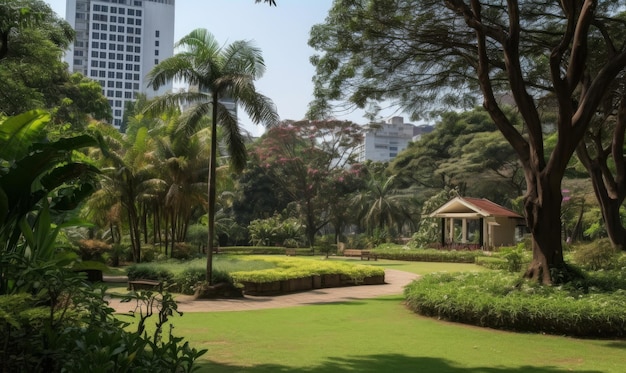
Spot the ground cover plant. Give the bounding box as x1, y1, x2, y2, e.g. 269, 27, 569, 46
152, 295, 626, 372
404, 270, 626, 338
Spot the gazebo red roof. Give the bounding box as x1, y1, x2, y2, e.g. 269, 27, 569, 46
461, 198, 523, 218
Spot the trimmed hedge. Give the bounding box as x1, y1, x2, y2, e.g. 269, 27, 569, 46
404, 271, 626, 338
218, 246, 314, 255
370, 247, 481, 263
230, 257, 385, 284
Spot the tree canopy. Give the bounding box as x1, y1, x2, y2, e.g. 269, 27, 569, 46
309, 0, 626, 284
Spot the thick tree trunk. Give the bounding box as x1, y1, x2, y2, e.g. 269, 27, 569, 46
588, 170, 626, 249
522, 174, 565, 284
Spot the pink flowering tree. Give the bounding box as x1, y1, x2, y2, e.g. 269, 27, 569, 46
253, 120, 363, 246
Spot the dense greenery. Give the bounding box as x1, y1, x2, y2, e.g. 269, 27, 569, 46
405, 270, 626, 338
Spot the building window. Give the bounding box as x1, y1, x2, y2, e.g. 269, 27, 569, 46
128, 9, 135, 15
117, 53, 124, 60
110, 16, 117, 22
127, 18, 134, 25
135, 28, 141, 35
99, 61, 106, 68
119, 8, 125, 15
133, 83, 139, 90
115, 110, 121, 116
134, 46, 140, 53
107, 81, 114, 87
136, 19, 141, 26
116, 63, 123, 70
126, 26, 133, 33
134, 65, 140, 71
108, 62, 115, 68
126, 64, 133, 70
102, 5, 108, 12
92, 32, 99, 39
92, 23, 100, 30
91, 60, 98, 67
154, 50, 159, 56
101, 24, 108, 31
126, 55, 133, 61
127, 36, 134, 43
155, 30, 160, 37
118, 17, 125, 24
117, 35, 124, 42
115, 100, 122, 107
155, 40, 159, 47
136, 10, 142, 16
74, 59, 83, 65
110, 25, 116, 32
133, 73, 140, 80
108, 71, 115, 78
154, 59, 159, 65
116, 81, 123, 88
125, 82, 132, 89
115, 91, 122, 98
91, 51, 98, 57
117, 45, 124, 51
116, 72, 123, 79
111, 7, 117, 13
135, 37, 141, 44
92, 41, 99, 48
134, 55, 140, 62
90, 70, 97, 77
93, 4, 101, 11
109, 44, 115, 50
100, 42, 107, 49
109, 34, 116, 41
107, 90, 114, 97
125, 73, 133, 80
125, 92, 132, 99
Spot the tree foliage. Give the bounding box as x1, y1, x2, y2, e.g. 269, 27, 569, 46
309, 0, 626, 284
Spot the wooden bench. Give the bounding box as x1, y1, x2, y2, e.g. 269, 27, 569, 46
128, 279, 163, 292
343, 249, 362, 257
360, 250, 378, 261
285, 248, 297, 256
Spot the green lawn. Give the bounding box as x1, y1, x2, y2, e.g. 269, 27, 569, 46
141, 258, 625, 372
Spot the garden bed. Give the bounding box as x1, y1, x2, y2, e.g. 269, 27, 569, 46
240, 273, 385, 296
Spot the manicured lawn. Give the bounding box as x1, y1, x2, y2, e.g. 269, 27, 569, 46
129, 258, 624, 372
175, 295, 626, 372
322, 256, 488, 275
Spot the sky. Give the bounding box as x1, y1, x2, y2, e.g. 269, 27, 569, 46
45, 0, 401, 136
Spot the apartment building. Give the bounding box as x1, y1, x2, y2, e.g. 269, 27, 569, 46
356, 116, 417, 163
64, 0, 175, 128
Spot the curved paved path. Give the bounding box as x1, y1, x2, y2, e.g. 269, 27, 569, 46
106, 269, 419, 313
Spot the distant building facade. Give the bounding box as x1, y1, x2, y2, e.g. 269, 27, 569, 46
64, 0, 175, 128
356, 116, 417, 162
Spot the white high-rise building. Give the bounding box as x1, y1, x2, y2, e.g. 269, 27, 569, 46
64, 0, 175, 128
356, 116, 416, 163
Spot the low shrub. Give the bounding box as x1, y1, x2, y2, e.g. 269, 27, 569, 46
218, 246, 313, 255
77, 239, 111, 261
474, 256, 508, 270
230, 257, 385, 284
172, 242, 194, 260
126, 263, 174, 283
572, 239, 620, 270
404, 271, 626, 338
371, 245, 481, 263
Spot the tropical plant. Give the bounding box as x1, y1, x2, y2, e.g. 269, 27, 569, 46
146, 28, 278, 284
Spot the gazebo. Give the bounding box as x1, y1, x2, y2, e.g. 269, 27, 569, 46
429, 197, 525, 250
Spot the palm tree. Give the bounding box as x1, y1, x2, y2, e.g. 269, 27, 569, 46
146, 28, 278, 284
352, 174, 417, 237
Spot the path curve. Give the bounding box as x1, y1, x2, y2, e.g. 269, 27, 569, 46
107, 269, 419, 313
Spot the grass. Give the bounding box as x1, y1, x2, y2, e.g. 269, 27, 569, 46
169, 295, 626, 372
127, 258, 624, 372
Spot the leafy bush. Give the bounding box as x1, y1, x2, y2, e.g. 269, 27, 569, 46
572, 239, 620, 270
229, 257, 384, 284
248, 215, 305, 247
498, 244, 529, 272
474, 256, 508, 270
218, 246, 313, 255
126, 263, 174, 283
371, 245, 482, 263
172, 242, 194, 260
76, 239, 111, 261
404, 271, 626, 338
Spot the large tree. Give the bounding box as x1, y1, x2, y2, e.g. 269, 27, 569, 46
146, 29, 278, 284
309, 0, 626, 284
252, 119, 363, 246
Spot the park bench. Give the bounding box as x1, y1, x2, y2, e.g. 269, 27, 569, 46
128, 279, 163, 292
360, 250, 378, 261
343, 249, 362, 257
285, 248, 297, 256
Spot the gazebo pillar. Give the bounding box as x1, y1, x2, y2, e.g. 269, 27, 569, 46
440, 218, 445, 246
461, 218, 468, 243
449, 218, 455, 242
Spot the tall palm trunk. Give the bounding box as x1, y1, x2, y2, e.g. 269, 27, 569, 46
206, 94, 219, 284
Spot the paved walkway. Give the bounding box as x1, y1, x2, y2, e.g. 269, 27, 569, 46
106, 269, 419, 313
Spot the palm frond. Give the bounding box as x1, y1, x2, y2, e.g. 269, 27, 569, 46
216, 104, 247, 172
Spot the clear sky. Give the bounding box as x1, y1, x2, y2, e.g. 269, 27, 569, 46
44, 0, 401, 136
